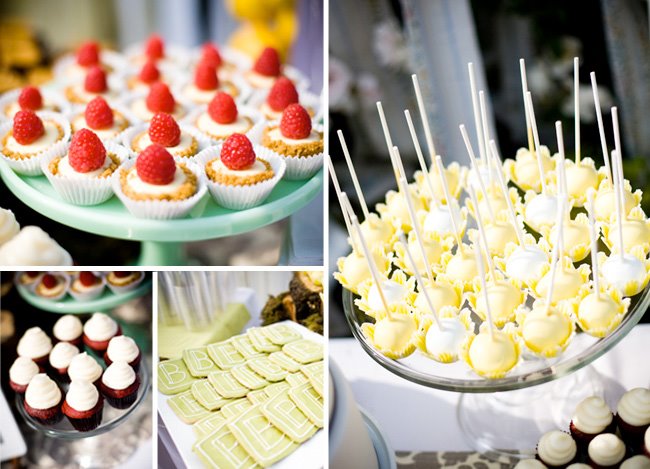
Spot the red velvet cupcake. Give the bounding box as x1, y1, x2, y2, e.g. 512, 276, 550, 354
62, 380, 103, 431
9, 357, 39, 393
587, 433, 626, 469
17, 327, 53, 369
53, 314, 84, 348
104, 335, 141, 371
569, 397, 615, 448
67, 352, 103, 386
100, 361, 140, 409
616, 388, 650, 448
24, 374, 63, 425
644, 427, 650, 458
83, 313, 121, 353
48, 342, 80, 380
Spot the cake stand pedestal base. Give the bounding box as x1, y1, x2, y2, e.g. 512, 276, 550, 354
457, 365, 605, 462
137, 241, 186, 266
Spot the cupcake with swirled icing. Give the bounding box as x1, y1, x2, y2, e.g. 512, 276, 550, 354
68, 352, 103, 385
17, 326, 52, 368
588, 433, 626, 469
515, 460, 547, 469
536, 430, 577, 468
62, 380, 104, 431
24, 373, 62, 424
620, 455, 650, 469
49, 342, 80, 379
104, 335, 141, 371
616, 388, 650, 445
570, 397, 615, 446
83, 313, 121, 353
100, 361, 140, 409
0, 226, 72, 266
53, 314, 83, 347
9, 357, 39, 393
0, 208, 19, 246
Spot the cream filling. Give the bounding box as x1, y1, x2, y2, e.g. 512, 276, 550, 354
53, 315, 83, 341
125, 165, 187, 196
210, 158, 268, 177
102, 361, 136, 390
260, 101, 283, 120
183, 83, 236, 104
130, 98, 185, 121
134, 131, 194, 156
49, 342, 79, 369
66, 380, 99, 411
84, 313, 118, 341
25, 374, 61, 409
69, 83, 115, 103
5, 100, 59, 119
71, 278, 103, 292
57, 154, 112, 178
197, 113, 252, 136
5, 121, 61, 154
246, 70, 277, 88
17, 327, 52, 359
267, 127, 320, 145
9, 357, 39, 385
72, 114, 125, 139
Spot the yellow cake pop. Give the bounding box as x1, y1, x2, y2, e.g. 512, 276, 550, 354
335, 247, 390, 295
436, 245, 483, 292
393, 230, 451, 276
593, 178, 641, 222
469, 278, 526, 328
361, 304, 420, 359
561, 158, 602, 207
546, 213, 591, 263
463, 326, 520, 379
360, 213, 396, 249
602, 207, 650, 256
376, 186, 425, 230
504, 145, 555, 193
414, 162, 463, 203
414, 279, 463, 314
532, 256, 590, 305
519, 301, 574, 357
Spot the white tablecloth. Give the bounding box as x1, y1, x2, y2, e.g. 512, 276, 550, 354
329, 324, 650, 452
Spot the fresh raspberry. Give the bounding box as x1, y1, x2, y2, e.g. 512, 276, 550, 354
77, 41, 100, 67
194, 61, 218, 90
113, 271, 131, 278
201, 43, 222, 68
146, 82, 175, 113
253, 47, 281, 77
84, 66, 108, 93
208, 92, 237, 124
149, 112, 181, 147
12, 110, 44, 145
69, 129, 107, 173
145, 34, 164, 60
85, 97, 114, 130
79, 271, 98, 286
138, 60, 160, 84
136, 144, 176, 185
221, 133, 256, 170
18, 86, 43, 111
42, 274, 57, 289
279, 103, 312, 139
267, 77, 298, 112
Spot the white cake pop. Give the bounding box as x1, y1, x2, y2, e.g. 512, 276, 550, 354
423, 308, 473, 363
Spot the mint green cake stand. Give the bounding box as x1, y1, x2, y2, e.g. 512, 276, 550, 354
0, 161, 322, 265
16, 280, 152, 314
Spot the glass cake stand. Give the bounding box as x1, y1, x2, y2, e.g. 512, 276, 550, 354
343, 283, 650, 461
0, 161, 322, 265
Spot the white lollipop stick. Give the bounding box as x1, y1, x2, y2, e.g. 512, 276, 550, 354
544, 197, 565, 315
468, 186, 496, 279
326, 156, 357, 250
524, 91, 548, 194
520, 58, 534, 153
398, 231, 442, 328
377, 101, 400, 182
337, 130, 370, 220
488, 141, 525, 247
460, 124, 495, 221
405, 110, 439, 207
479, 90, 493, 186
468, 62, 486, 163
587, 190, 601, 299
555, 121, 569, 196
411, 74, 437, 165
611, 107, 626, 221
434, 155, 464, 248
590, 72, 612, 181
612, 150, 626, 259
473, 238, 494, 338
574, 57, 581, 164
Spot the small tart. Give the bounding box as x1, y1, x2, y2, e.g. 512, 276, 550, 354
1, 121, 64, 160
106, 271, 143, 287
260, 101, 316, 121
65, 84, 116, 105
182, 81, 240, 104
195, 113, 253, 140
129, 97, 186, 122
119, 162, 197, 201
48, 152, 120, 179
71, 112, 129, 140
131, 130, 198, 159
205, 157, 274, 186
3, 100, 62, 119
35, 274, 68, 298
262, 126, 323, 157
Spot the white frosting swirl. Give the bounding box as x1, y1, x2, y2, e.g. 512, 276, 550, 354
537, 430, 577, 466
9, 357, 39, 385
588, 433, 625, 467
49, 342, 79, 369
0, 226, 72, 266
106, 336, 139, 363
566, 464, 592, 469
17, 327, 52, 359
101, 361, 136, 390
83, 313, 118, 341
25, 374, 61, 410
67, 352, 103, 382
0, 208, 19, 245
620, 455, 650, 469
573, 396, 612, 434
65, 380, 99, 411
53, 315, 83, 341
513, 460, 547, 469
618, 388, 650, 427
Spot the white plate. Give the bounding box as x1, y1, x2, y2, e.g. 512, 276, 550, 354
157, 320, 325, 469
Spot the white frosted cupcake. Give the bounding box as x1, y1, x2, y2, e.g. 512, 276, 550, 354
9, 357, 39, 393
23, 374, 62, 424
53, 315, 83, 347
67, 352, 103, 385
83, 313, 121, 353
0, 226, 72, 266
49, 342, 80, 379
17, 327, 53, 367
100, 361, 139, 409
104, 335, 141, 370
616, 388, 650, 444
570, 396, 615, 447
588, 433, 626, 469
620, 455, 650, 469
0, 208, 19, 246
536, 430, 577, 468
62, 380, 104, 431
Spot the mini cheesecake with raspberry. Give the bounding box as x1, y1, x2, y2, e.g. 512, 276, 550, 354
127, 34, 183, 69
192, 91, 255, 141
1, 86, 68, 120
128, 112, 200, 159
245, 47, 282, 89
105, 271, 144, 293
126, 60, 162, 92
70, 97, 130, 141
65, 66, 117, 105
69, 271, 105, 301
34, 273, 69, 300
262, 104, 323, 158
56, 41, 121, 83
260, 77, 300, 121
180, 59, 240, 106
129, 82, 187, 122
16, 271, 43, 289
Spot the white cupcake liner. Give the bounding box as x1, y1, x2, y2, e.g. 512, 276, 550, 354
13, 271, 42, 293
171, 73, 254, 109
41, 141, 131, 206
106, 271, 145, 294
0, 88, 73, 124
68, 274, 106, 301
120, 122, 210, 161
53, 50, 128, 84
0, 111, 71, 176
196, 144, 286, 210
182, 105, 265, 145
66, 101, 140, 145
111, 158, 208, 219
258, 123, 323, 180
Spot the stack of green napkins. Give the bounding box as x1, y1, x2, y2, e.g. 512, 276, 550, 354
158, 323, 324, 468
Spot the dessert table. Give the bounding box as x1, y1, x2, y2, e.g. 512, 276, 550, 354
329, 324, 650, 460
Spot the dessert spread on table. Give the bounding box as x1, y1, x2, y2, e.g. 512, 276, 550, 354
332, 58, 649, 380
